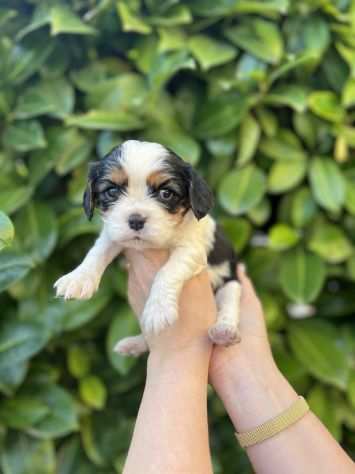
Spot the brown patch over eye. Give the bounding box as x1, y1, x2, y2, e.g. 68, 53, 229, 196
106, 166, 128, 186
147, 170, 172, 188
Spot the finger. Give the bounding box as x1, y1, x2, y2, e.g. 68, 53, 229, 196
236, 263, 259, 301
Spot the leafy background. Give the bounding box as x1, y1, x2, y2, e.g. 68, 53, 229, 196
0, 0, 355, 472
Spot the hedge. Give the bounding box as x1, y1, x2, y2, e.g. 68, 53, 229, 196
0, 0, 355, 472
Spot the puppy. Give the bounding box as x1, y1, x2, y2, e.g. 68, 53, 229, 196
54, 140, 241, 356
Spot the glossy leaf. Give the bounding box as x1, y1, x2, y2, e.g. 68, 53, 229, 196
308, 222, 353, 264
237, 114, 261, 165
79, 375, 107, 410
50, 5, 96, 36
66, 110, 145, 131
289, 320, 350, 389
194, 93, 248, 138
225, 18, 283, 64
309, 157, 346, 213
3, 121, 46, 152
188, 35, 237, 71
268, 160, 307, 194
269, 224, 300, 251
280, 248, 326, 303
218, 165, 266, 215
308, 91, 344, 123
0, 211, 14, 251
0, 251, 33, 292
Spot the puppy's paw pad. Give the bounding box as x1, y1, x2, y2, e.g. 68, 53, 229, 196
114, 336, 148, 357
208, 323, 241, 346
54, 271, 98, 300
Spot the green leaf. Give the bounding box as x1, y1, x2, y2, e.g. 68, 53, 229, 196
0, 432, 56, 474
248, 198, 271, 226
50, 5, 96, 36
308, 222, 353, 264
188, 35, 237, 71
288, 320, 350, 389
220, 217, 252, 253
148, 50, 195, 90
194, 93, 248, 138
260, 131, 307, 161
0, 251, 33, 292
144, 126, 200, 165
0, 361, 28, 397
309, 157, 346, 212
67, 346, 91, 379
264, 84, 309, 113
268, 159, 307, 194
0, 319, 48, 370
0, 186, 33, 215
106, 306, 140, 375
344, 172, 355, 215
148, 5, 192, 27
14, 78, 75, 119
1, 38, 54, 86
307, 385, 342, 440
218, 165, 266, 215
225, 18, 283, 64
291, 187, 317, 228
237, 114, 261, 165
0, 211, 14, 251
348, 372, 355, 409
3, 121, 46, 152
21, 383, 79, 438
308, 91, 345, 123
117, 2, 152, 34
0, 397, 49, 429
342, 78, 355, 107
280, 248, 326, 303
79, 375, 107, 410
269, 224, 300, 251
191, 0, 288, 17
14, 203, 58, 263
66, 110, 145, 131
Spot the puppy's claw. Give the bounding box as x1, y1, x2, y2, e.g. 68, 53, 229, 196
208, 323, 241, 346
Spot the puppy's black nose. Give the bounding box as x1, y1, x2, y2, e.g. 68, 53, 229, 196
128, 213, 146, 231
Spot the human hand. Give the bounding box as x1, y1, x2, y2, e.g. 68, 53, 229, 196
125, 249, 216, 359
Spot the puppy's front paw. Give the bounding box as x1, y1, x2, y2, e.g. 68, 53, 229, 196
114, 335, 148, 357
141, 296, 178, 335
208, 323, 241, 346
54, 269, 99, 300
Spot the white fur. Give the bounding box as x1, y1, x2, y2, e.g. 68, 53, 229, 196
114, 335, 148, 356
209, 281, 241, 345
54, 140, 241, 345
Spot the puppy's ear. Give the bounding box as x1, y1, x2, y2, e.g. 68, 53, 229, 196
83, 162, 99, 220
188, 168, 214, 220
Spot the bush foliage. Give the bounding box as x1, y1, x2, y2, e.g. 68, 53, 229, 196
0, 0, 355, 472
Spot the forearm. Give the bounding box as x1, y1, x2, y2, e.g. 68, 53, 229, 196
124, 348, 213, 474
213, 358, 354, 474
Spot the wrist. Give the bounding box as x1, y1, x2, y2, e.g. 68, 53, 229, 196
147, 340, 212, 381
211, 357, 298, 433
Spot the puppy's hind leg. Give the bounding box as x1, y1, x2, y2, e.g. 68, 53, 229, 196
114, 334, 148, 357
209, 280, 242, 346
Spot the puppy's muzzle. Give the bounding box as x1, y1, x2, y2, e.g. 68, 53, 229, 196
128, 213, 146, 231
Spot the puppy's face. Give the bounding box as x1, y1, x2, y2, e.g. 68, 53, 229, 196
83, 140, 213, 248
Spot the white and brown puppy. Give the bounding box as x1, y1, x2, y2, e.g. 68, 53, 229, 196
54, 140, 241, 356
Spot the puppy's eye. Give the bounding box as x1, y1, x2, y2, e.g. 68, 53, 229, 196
104, 187, 120, 199
159, 188, 174, 201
